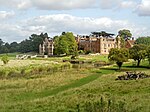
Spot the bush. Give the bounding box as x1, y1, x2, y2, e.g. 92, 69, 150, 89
85, 50, 92, 54
1, 55, 9, 64
78, 50, 85, 54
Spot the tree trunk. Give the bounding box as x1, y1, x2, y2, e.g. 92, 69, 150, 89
116, 62, 123, 70
137, 60, 140, 67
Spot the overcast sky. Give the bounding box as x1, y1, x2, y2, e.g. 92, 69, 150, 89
0, 0, 150, 42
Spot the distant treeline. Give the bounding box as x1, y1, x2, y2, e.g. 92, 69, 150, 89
0, 32, 78, 55
0, 33, 48, 54
0, 31, 150, 54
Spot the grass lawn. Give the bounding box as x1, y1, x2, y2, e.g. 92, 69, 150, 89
0, 52, 20, 60
0, 57, 149, 112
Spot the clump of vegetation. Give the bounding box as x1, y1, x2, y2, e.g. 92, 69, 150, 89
116, 71, 149, 80
108, 48, 129, 70
129, 44, 147, 67
1, 55, 9, 64
76, 97, 127, 112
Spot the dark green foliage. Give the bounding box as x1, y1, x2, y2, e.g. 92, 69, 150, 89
0, 33, 48, 54
108, 48, 129, 70
129, 44, 147, 66
135, 37, 150, 46
19, 33, 48, 53
0, 39, 19, 54
85, 50, 92, 54
1, 55, 9, 64
118, 29, 132, 40
91, 31, 114, 37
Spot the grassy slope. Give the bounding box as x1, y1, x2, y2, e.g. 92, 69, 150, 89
0, 57, 149, 111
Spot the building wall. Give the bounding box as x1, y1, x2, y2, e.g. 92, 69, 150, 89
39, 38, 54, 56
77, 35, 118, 54
39, 35, 121, 55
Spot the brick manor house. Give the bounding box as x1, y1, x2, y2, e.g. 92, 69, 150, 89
39, 31, 135, 55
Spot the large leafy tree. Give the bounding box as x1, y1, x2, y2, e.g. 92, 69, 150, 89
146, 46, 150, 66
118, 29, 132, 48
54, 32, 78, 55
9, 42, 19, 53
118, 29, 132, 40
108, 48, 129, 70
129, 44, 147, 66
19, 33, 48, 53
135, 37, 150, 46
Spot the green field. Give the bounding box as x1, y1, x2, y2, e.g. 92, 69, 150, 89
0, 54, 149, 112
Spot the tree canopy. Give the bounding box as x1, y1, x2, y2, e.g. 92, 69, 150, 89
135, 37, 150, 46
108, 48, 129, 70
129, 44, 147, 66
146, 46, 150, 66
91, 31, 114, 37
118, 29, 132, 40
54, 32, 78, 56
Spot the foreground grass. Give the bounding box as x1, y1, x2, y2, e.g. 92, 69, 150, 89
0, 60, 149, 112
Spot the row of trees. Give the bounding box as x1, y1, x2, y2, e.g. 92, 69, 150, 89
0, 33, 48, 54
0, 32, 78, 56
109, 36, 150, 69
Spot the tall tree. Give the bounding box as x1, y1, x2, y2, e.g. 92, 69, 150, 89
108, 48, 129, 70
118, 29, 132, 48
129, 44, 147, 66
54, 32, 78, 56
118, 29, 132, 40
18, 33, 48, 53
9, 42, 19, 53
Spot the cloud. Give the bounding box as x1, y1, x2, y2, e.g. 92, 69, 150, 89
31, 0, 97, 10
137, 0, 150, 16
0, 23, 30, 42
0, 11, 15, 20
1, 0, 149, 17
0, 0, 97, 10
17, 0, 31, 10
0, 14, 149, 42
120, 1, 137, 9
99, 0, 121, 9
23, 14, 130, 34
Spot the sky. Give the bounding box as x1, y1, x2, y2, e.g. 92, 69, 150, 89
0, 0, 150, 42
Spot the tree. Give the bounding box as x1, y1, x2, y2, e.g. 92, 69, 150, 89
135, 37, 150, 46
0, 39, 4, 46
146, 46, 150, 66
108, 48, 129, 70
129, 44, 147, 66
54, 32, 78, 56
29, 34, 43, 52
19, 39, 33, 53
0, 45, 9, 53
19, 33, 48, 53
118, 29, 132, 48
118, 29, 132, 40
9, 42, 19, 53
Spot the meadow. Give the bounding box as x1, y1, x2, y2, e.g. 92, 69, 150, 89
0, 54, 149, 112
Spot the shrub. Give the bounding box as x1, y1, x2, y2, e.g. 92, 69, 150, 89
1, 55, 9, 64
85, 50, 92, 54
